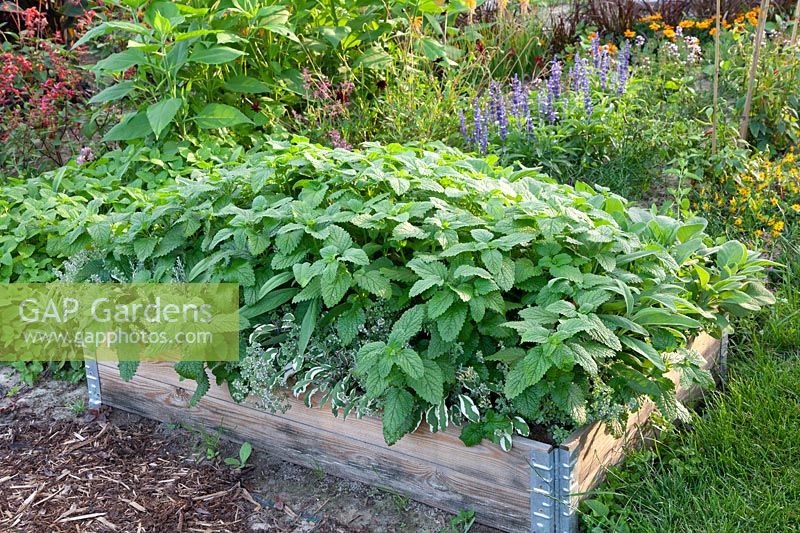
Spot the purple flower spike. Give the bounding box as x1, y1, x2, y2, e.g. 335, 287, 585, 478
616, 40, 632, 95
512, 74, 525, 118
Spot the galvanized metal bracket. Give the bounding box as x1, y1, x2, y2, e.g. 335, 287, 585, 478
529, 447, 556, 531
529, 445, 579, 533
85, 357, 102, 409
554, 446, 579, 533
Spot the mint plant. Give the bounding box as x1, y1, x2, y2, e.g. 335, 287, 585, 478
8, 139, 774, 449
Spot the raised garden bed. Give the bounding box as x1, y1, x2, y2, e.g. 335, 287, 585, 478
91, 333, 722, 532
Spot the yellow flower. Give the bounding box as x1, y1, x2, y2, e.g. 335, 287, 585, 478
649, 22, 661, 31
709, 28, 717, 36
755, 229, 763, 238
697, 20, 711, 29
624, 29, 636, 38
639, 13, 663, 22
770, 197, 779, 206
664, 28, 676, 38
730, 198, 737, 206
678, 20, 695, 28
734, 217, 743, 226
791, 204, 800, 213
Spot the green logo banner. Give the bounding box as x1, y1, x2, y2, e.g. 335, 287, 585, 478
0, 283, 240, 362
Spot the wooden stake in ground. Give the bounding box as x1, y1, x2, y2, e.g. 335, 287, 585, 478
712, 0, 722, 154
739, 0, 771, 142
791, 0, 800, 47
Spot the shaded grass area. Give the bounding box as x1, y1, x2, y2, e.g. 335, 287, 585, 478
582, 249, 800, 532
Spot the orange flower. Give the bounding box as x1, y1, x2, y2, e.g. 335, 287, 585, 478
624, 29, 636, 38
709, 27, 717, 36
678, 20, 695, 28
587, 32, 597, 41
649, 22, 660, 31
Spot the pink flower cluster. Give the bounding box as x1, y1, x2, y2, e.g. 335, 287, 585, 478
0, 23, 89, 142
300, 68, 354, 118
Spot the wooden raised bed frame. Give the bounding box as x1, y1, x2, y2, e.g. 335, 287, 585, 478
94, 333, 723, 532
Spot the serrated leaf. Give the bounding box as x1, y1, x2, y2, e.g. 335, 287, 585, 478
504, 348, 552, 399
321, 264, 351, 307
389, 305, 426, 345
337, 306, 365, 345
575, 289, 612, 313
393, 221, 426, 239
133, 237, 157, 261
550, 264, 583, 283
407, 258, 447, 282
340, 248, 369, 266
496, 257, 515, 291
406, 359, 443, 404
427, 290, 455, 319
153, 226, 185, 258
586, 314, 622, 350
481, 249, 503, 274
567, 343, 598, 375
438, 303, 467, 342
382, 387, 415, 445
353, 269, 392, 298
395, 348, 425, 379
410, 277, 440, 297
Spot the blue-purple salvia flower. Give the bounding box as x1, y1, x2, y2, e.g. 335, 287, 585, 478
599, 50, 610, 91
547, 57, 562, 100
510, 74, 523, 117
522, 85, 532, 132
591, 35, 600, 68
545, 88, 557, 124
573, 54, 593, 119
459, 109, 468, 143
494, 91, 509, 140
470, 97, 489, 154
616, 40, 631, 95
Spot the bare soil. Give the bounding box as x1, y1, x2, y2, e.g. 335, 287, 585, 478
0, 368, 495, 533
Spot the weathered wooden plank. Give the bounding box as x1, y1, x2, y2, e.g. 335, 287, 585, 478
98, 362, 541, 532
96, 331, 722, 533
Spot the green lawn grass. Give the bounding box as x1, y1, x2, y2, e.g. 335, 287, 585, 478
582, 241, 800, 532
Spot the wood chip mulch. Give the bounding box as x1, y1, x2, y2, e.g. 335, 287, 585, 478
0, 419, 344, 532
